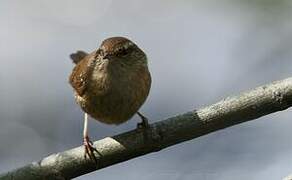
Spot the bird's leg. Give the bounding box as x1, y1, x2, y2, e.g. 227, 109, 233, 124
83, 113, 98, 164
137, 111, 150, 129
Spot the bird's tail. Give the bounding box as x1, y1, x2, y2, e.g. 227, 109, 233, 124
70, 51, 88, 64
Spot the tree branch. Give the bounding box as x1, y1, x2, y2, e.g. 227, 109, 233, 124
1, 77, 292, 180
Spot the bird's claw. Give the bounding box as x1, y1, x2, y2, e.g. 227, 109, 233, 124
83, 136, 98, 165
137, 112, 150, 129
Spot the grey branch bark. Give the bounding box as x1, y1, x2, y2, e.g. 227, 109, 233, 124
1, 77, 292, 180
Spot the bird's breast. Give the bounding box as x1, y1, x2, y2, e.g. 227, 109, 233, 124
78, 63, 151, 125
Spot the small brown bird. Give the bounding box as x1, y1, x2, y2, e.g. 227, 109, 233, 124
69, 37, 151, 162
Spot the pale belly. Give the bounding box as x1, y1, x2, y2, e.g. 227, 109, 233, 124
75, 73, 150, 124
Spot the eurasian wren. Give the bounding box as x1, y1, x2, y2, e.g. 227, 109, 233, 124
69, 37, 151, 162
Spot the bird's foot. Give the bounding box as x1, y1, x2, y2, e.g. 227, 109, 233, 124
83, 136, 98, 164
137, 112, 150, 129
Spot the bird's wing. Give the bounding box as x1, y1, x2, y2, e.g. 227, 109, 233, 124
69, 51, 94, 96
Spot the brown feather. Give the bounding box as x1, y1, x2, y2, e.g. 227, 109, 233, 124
69, 51, 96, 96
70, 50, 88, 64
69, 37, 151, 125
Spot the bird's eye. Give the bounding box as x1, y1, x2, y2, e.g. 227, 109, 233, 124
116, 48, 128, 56
99, 49, 105, 56
95, 49, 104, 59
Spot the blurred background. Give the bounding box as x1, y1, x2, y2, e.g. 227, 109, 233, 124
1, 0, 292, 179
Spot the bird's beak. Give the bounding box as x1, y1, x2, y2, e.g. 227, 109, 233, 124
103, 53, 111, 60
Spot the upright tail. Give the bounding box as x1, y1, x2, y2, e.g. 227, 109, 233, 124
70, 51, 88, 64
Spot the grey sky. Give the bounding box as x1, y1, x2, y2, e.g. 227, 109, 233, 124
1, 0, 292, 179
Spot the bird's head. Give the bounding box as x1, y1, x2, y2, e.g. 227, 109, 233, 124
95, 37, 147, 67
